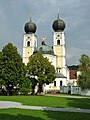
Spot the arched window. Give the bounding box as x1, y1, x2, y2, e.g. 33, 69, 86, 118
27, 41, 30, 47
57, 40, 60, 45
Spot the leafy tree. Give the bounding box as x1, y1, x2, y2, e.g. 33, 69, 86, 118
68, 65, 79, 70
29, 78, 37, 95
77, 54, 90, 89
0, 43, 26, 95
0, 52, 5, 86
27, 52, 55, 94
20, 77, 31, 95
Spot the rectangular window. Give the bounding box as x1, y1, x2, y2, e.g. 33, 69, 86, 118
60, 81, 62, 86
54, 81, 56, 86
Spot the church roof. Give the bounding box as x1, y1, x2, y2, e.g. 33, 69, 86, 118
34, 45, 55, 55
55, 73, 67, 78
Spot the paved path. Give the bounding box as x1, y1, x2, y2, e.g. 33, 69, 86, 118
45, 94, 90, 99
0, 101, 90, 113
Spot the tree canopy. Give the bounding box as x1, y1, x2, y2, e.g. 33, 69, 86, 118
0, 43, 26, 95
27, 52, 55, 94
77, 54, 90, 89
68, 65, 79, 70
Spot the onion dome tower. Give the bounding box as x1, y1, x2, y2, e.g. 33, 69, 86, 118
52, 13, 65, 32
23, 17, 37, 65
24, 17, 37, 34
52, 14, 67, 77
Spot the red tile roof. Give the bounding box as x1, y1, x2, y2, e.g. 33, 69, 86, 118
70, 70, 77, 79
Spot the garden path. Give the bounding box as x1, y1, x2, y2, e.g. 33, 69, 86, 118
0, 101, 90, 113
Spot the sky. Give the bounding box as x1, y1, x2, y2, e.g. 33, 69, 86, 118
0, 0, 90, 65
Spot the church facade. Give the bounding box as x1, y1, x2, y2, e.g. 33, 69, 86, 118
23, 15, 70, 93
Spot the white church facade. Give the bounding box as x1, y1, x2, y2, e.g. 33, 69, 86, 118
23, 15, 70, 93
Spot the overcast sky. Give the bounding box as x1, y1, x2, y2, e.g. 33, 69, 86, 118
0, 0, 90, 65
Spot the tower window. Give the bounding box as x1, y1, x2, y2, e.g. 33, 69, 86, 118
57, 40, 60, 45
56, 67, 61, 73
54, 81, 56, 86
27, 41, 30, 47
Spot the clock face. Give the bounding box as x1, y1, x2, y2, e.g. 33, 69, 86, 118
26, 36, 31, 41
56, 34, 61, 39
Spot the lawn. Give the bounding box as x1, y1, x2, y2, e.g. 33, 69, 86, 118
0, 95, 90, 109
0, 108, 90, 120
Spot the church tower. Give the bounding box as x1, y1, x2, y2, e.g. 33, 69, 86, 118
23, 17, 37, 65
52, 14, 67, 77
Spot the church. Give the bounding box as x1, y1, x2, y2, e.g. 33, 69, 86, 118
22, 14, 70, 93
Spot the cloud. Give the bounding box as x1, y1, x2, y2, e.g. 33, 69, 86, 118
0, 0, 90, 65
67, 45, 90, 65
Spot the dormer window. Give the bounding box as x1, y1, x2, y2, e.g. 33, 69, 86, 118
56, 67, 61, 73
58, 69, 60, 73
39, 47, 43, 51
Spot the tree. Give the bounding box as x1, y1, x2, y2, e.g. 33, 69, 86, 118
27, 52, 55, 94
20, 77, 31, 95
68, 65, 79, 70
0, 43, 26, 95
0, 52, 5, 86
77, 54, 90, 89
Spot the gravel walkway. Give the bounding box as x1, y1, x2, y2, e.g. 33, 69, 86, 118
0, 101, 90, 113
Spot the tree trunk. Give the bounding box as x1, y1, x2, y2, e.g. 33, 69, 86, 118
6, 84, 13, 95
37, 83, 43, 94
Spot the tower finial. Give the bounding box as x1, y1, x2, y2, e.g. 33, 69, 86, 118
58, 9, 60, 19
30, 17, 32, 21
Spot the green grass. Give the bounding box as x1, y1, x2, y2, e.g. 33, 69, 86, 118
0, 96, 90, 109
0, 108, 90, 120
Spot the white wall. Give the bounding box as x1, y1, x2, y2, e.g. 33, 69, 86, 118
71, 86, 81, 95
43, 77, 67, 92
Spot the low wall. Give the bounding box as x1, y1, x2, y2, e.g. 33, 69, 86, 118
71, 86, 81, 95
81, 89, 90, 96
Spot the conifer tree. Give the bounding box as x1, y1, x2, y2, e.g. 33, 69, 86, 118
78, 54, 90, 89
